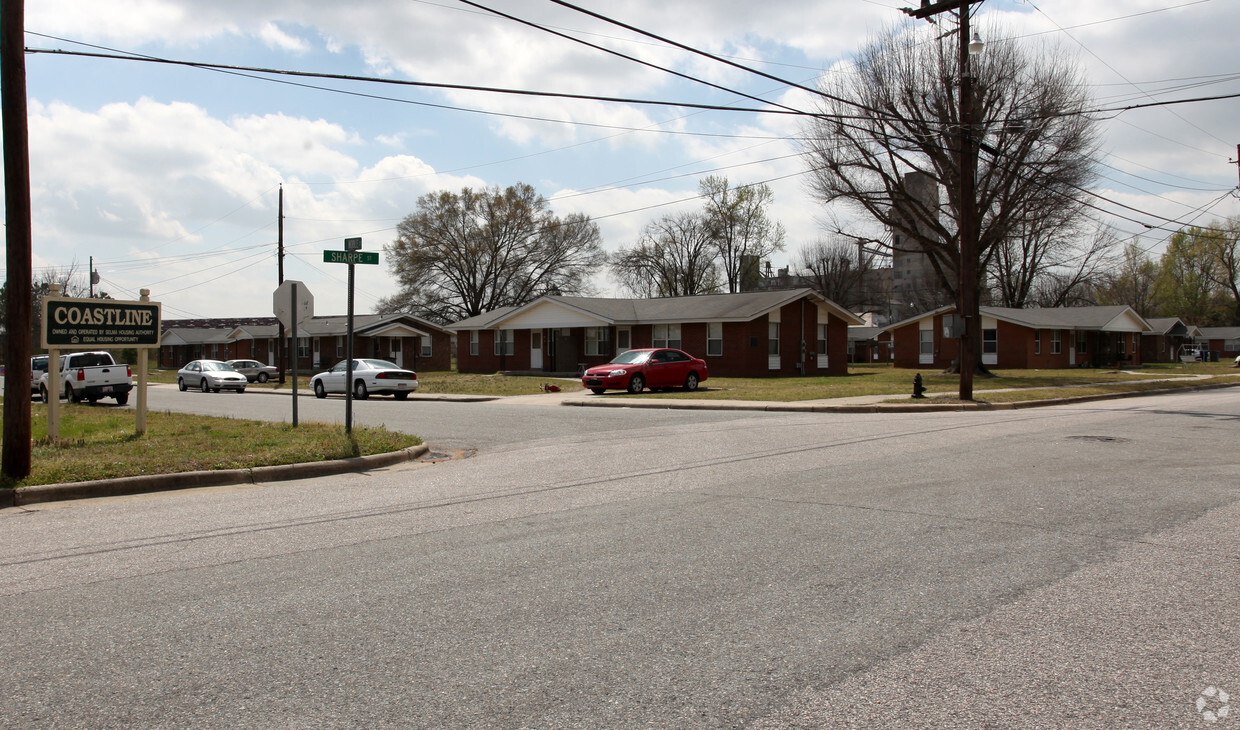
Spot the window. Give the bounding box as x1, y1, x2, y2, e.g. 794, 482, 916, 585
919, 329, 934, 356
585, 327, 611, 356
768, 321, 780, 356
469, 331, 479, 356
1034, 329, 1041, 355
653, 324, 681, 349
421, 337, 432, 358
494, 329, 514, 356
1076, 332, 1088, 354
297, 337, 310, 358
1226, 338, 1240, 351
707, 322, 722, 357
336, 336, 343, 358
1116, 333, 1126, 354
817, 323, 828, 355
616, 327, 631, 352
1051, 330, 1061, 354
983, 329, 998, 354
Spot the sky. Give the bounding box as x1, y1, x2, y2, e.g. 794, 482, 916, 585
8, 0, 1240, 321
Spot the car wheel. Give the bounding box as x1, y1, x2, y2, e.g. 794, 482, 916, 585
212, 387, 221, 393
201, 379, 211, 393
115, 393, 129, 406
590, 388, 605, 395
177, 378, 187, 392
314, 381, 327, 399
627, 374, 645, 394
65, 383, 81, 403
39, 384, 49, 403
257, 372, 269, 383
394, 391, 409, 401
237, 388, 245, 394
684, 372, 699, 392
354, 380, 369, 400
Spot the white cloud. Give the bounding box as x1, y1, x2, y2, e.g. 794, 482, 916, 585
258, 21, 309, 53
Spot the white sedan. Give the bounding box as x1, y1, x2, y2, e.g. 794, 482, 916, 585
311, 359, 418, 400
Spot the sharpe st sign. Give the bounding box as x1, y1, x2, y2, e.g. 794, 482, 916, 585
42, 297, 162, 348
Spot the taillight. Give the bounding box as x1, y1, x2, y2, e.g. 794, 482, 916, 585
127, 365, 132, 377
76, 368, 85, 381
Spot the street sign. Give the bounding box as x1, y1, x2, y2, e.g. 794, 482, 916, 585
272, 280, 314, 329
323, 250, 378, 265
344, 237, 362, 251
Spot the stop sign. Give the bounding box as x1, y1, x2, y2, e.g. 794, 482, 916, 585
273, 280, 314, 329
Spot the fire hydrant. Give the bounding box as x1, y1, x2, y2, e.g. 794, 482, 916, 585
912, 373, 927, 399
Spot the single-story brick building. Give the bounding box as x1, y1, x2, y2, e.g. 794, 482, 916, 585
448, 288, 864, 377
1195, 326, 1240, 362
1141, 317, 1200, 363
848, 326, 893, 363
885, 305, 1151, 370
159, 314, 453, 372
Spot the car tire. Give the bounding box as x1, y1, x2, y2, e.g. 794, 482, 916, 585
257, 372, 269, 383
684, 372, 699, 392
590, 388, 605, 395
394, 391, 409, 401
177, 378, 187, 392
212, 387, 221, 393
237, 388, 245, 394
627, 374, 645, 394
201, 379, 211, 393
314, 381, 327, 399
39, 384, 49, 403
354, 380, 369, 400
65, 383, 81, 403
115, 393, 129, 406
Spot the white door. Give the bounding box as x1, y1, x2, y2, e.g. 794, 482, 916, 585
390, 338, 402, 368
530, 331, 543, 370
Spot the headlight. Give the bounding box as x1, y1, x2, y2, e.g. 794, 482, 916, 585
609, 368, 628, 376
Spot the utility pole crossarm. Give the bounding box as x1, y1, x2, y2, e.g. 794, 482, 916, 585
902, 0, 972, 19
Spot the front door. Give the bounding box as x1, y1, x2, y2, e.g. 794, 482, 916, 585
530, 330, 543, 370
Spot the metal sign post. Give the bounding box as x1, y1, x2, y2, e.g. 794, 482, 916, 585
323, 239, 378, 436
272, 280, 314, 428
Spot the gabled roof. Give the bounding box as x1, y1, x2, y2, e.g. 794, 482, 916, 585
848, 326, 885, 342
220, 314, 449, 341
884, 304, 1152, 333
447, 289, 864, 331
160, 327, 233, 346
1144, 317, 1195, 337
1197, 326, 1240, 339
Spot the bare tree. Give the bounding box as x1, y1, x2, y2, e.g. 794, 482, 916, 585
1209, 217, 1240, 325
610, 212, 722, 298
796, 237, 872, 309
992, 222, 1119, 308
801, 21, 1099, 384
379, 183, 605, 323
699, 175, 786, 293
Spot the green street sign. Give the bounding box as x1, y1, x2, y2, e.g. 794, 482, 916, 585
323, 250, 378, 265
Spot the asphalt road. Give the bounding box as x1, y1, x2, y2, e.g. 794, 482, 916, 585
2, 387, 1238, 728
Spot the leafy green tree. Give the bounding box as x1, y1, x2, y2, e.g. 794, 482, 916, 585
1094, 241, 1159, 317
379, 183, 605, 323
1209, 217, 1240, 325
1154, 227, 1228, 325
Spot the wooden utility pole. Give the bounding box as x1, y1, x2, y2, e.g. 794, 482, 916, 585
904, 0, 980, 401
2, 0, 33, 480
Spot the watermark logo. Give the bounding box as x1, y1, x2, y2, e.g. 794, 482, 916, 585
1197, 686, 1230, 724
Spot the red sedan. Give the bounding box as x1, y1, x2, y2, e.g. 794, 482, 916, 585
582, 348, 708, 394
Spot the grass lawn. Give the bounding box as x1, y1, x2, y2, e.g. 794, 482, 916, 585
1, 403, 420, 488
150, 362, 1240, 401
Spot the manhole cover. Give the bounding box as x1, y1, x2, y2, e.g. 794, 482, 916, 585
1066, 435, 1130, 443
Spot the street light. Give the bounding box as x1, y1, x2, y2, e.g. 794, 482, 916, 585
969, 31, 984, 54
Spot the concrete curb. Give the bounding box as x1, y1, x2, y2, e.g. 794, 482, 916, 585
558, 379, 1240, 414
3, 444, 429, 508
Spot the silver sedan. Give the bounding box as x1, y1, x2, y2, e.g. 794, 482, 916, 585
177, 360, 248, 393
310, 359, 418, 400
225, 359, 280, 383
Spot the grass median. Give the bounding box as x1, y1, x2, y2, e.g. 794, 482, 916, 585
0, 403, 420, 489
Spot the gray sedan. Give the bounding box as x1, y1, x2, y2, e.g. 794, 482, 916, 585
177, 360, 248, 393
226, 359, 280, 383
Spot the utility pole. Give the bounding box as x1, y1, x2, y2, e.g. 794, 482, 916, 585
904, 0, 980, 401
2, 0, 33, 481
277, 184, 286, 384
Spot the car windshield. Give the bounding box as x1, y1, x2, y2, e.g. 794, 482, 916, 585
610, 350, 652, 365
201, 362, 236, 371
359, 359, 401, 370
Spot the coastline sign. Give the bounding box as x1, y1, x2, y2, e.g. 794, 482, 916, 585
42, 296, 162, 348
323, 250, 378, 265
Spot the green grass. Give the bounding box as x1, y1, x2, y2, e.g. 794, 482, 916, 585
1, 404, 420, 488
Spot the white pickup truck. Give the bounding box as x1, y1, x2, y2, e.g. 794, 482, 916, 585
39, 351, 133, 405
